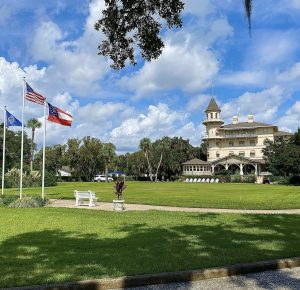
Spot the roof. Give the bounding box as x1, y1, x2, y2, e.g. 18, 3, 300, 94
205, 98, 221, 113
212, 154, 265, 164
61, 166, 71, 173
182, 158, 210, 165
274, 131, 293, 136
219, 122, 277, 130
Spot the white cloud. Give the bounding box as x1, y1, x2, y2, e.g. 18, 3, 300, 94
244, 30, 299, 69
109, 103, 189, 151
218, 70, 268, 87
30, 0, 109, 97
278, 101, 300, 130
221, 86, 285, 123
118, 4, 233, 98
186, 94, 212, 112
0, 57, 46, 118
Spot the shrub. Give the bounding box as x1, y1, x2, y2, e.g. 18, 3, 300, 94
242, 175, 256, 183
231, 175, 241, 183
44, 171, 57, 187
289, 175, 300, 185
124, 176, 135, 181
31, 196, 50, 207
4, 168, 21, 188
277, 177, 290, 185
2, 195, 19, 206
8, 197, 39, 208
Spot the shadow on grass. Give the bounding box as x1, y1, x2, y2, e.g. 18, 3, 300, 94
0, 214, 299, 288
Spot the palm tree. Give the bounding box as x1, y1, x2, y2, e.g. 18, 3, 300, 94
27, 118, 42, 172
102, 143, 116, 182
139, 137, 153, 181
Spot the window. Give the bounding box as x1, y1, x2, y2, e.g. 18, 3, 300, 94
216, 141, 220, 147
250, 140, 255, 146
200, 166, 203, 171
239, 141, 245, 146
239, 151, 245, 157
215, 113, 218, 119
263, 128, 268, 134
264, 138, 270, 145
190, 166, 192, 171
229, 141, 234, 147
196, 166, 199, 171
250, 151, 255, 157
207, 152, 210, 158
216, 152, 220, 158
210, 113, 213, 119
193, 166, 196, 171
229, 151, 234, 155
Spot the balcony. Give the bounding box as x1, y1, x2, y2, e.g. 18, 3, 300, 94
202, 135, 223, 140
202, 119, 224, 124
223, 134, 257, 139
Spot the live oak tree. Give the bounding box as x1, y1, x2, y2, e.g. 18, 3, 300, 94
0, 125, 31, 172
262, 137, 300, 177
95, 0, 253, 69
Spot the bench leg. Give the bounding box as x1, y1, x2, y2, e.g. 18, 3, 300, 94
89, 198, 95, 207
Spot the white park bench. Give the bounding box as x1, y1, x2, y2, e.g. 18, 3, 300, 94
74, 190, 97, 207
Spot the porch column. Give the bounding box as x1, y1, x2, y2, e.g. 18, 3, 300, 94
211, 165, 215, 173
254, 164, 258, 176
225, 164, 229, 170
239, 164, 244, 176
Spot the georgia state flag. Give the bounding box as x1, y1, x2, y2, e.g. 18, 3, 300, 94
47, 102, 73, 126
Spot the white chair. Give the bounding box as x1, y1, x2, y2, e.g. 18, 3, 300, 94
189, 178, 193, 183
193, 178, 197, 182
215, 178, 219, 183
201, 178, 205, 183
197, 178, 201, 182
185, 178, 189, 183
210, 178, 215, 183
206, 178, 210, 183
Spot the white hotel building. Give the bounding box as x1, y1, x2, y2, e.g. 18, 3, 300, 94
182, 98, 292, 177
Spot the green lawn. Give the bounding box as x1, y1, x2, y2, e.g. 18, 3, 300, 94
4, 181, 300, 209
0, 207, 299, 288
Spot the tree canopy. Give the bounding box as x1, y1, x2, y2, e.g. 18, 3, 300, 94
95, 0, 252, 69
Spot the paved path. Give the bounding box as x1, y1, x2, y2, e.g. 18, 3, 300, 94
48, 199, 300, 214
125, 267, 300, 290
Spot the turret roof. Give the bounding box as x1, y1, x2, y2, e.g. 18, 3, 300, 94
205, 98, 221, 112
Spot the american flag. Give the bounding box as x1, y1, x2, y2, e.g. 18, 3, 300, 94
25, 82, 46, 105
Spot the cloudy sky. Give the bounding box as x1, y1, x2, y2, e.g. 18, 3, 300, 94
0, 0, 300, 154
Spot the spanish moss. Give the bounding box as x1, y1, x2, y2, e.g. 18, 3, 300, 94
244, 0, 252, 35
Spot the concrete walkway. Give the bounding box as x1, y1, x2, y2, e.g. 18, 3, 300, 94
48, 199, 300, 214
126, 267, 300, 290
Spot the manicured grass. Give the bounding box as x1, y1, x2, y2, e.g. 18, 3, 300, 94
0, 207, 299, 288
4, 181, 300, 209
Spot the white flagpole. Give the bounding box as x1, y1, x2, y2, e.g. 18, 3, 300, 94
41, 100, 47, 199
20, 77, 25, 199
2, 106, 6, 195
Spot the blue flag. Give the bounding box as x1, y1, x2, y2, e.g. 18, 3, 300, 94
6, 110, 22, 127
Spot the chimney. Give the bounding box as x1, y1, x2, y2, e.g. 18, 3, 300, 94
232, 116, 238, 124
247, 114, 254, 123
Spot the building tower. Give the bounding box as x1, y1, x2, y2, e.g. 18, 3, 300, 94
202, 98, 224, 162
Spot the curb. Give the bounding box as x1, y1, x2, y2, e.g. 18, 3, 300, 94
7, 257, 300, 290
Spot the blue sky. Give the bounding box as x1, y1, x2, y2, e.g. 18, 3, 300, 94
0, 0, 299, 153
